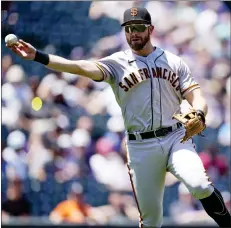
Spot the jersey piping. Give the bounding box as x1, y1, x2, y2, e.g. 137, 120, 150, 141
137, 50, 164, 130
94, 62, 107, 81
181, 84, 200, 97
136, 59, 154, 129
153, 51, 165, 128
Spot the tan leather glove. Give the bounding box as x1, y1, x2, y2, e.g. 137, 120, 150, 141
172, 109, 206, 143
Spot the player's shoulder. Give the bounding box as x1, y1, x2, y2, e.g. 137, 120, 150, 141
159, 48, 186, 70
161, 48, 182, 63
100, 49, 132, 63
110, 49, 132, 60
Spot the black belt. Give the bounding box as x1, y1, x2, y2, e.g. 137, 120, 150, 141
128, 123, 182, 140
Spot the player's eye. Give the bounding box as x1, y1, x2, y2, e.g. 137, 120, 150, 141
125, 24, 149, 33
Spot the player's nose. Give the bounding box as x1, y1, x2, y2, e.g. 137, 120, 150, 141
131, 35, 141, 40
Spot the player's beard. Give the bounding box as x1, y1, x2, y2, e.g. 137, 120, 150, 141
127, 33, 150, 51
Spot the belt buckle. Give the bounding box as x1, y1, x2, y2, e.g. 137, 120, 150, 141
134, 131, 142, 140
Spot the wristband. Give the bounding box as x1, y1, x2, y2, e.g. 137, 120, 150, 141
196, 110, 206, 123
34, 50, 49, 65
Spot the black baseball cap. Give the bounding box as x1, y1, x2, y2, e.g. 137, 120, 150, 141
121, 7, 152, 26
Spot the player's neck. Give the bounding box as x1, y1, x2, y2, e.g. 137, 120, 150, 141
132, 42, 154, 57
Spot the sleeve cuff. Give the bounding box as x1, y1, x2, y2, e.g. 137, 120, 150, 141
181, 84, 200, 97
94, 62, 107, 82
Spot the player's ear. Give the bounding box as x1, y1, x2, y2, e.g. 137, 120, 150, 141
149, 25, 154, 34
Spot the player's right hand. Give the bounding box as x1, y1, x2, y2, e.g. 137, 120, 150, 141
6, 39, 36, 60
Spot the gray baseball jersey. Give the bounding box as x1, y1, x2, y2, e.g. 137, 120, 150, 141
94, 47, 213, 227
95, 47, 200, 133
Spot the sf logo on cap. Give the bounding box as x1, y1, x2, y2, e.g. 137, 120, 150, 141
130, 8, 138, 17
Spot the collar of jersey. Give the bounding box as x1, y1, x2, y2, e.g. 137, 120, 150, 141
125, 47, 163, 62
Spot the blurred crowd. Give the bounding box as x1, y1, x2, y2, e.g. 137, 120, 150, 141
1, 1, 230, 225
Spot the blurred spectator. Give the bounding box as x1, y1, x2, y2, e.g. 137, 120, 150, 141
199, 145, 229, 182
2, 178, 31, 221
89, 1, 134, 23
49, 182, 91, 224
89, 137, 131, 191
76, 116, 94, 133
2, 130, 28, 180
28, 75, 40, 97
106, 192, 138, 224
2, 54, 12, 77
27, 132, 53, 180
169, 183, 214, 225
92, 191, 139, 224
217, 120, 230, 147
4, 64, 33, 107
42, 145, 80, 184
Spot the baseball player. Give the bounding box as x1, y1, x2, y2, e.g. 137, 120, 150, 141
7, 7, 231, 228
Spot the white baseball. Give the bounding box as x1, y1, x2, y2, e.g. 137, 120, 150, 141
5, 34, 18, 46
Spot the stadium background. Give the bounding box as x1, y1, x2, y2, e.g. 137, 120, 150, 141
1, 1, 230, 227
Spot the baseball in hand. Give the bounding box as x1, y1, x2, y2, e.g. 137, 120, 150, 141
5, 34, 18, 46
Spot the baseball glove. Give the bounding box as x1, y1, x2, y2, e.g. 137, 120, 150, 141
172, 109, 206, 143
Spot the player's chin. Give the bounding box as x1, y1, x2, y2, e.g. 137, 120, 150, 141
130, 43, 144, 51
